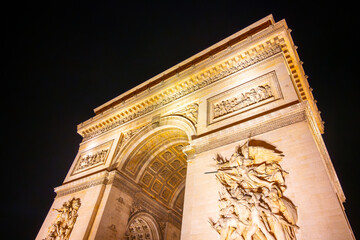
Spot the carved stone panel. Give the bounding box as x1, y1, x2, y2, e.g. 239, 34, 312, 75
126, 218, 153, 240
207, 71, 282, 125
44, 197, 81, 240
168, 103, 199, 125
209, 140, 298, 240
72, 140, 113, 175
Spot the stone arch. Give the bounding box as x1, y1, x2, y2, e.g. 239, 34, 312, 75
125, 212, 162, 240
113, 115, 193, 219
118, 127, 189, 208
114, 114, 195, 170
157, 114, 197, 138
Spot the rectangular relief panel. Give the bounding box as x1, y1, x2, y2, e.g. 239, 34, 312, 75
72, 140, 113, 175
207, 71, 283, 125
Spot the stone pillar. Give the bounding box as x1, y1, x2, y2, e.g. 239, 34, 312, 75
89, 170, 137, 240
36, 172, 108, 240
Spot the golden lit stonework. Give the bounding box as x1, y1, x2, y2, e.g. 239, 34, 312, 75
37, 15, 354, 240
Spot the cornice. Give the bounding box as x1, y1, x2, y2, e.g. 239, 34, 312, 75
55, 170, 140, 198
78, 40, 282, 141
93, 15, 275, 115
55, 171, 109, 198
277, 29, 324, 133
191, 101, 308, 154
77, 16, 324, 141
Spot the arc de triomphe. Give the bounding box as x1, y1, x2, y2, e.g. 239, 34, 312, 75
37, 15, 355, 240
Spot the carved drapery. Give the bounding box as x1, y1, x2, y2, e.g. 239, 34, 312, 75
44, 197, 81, 240
209, 140, 298, 240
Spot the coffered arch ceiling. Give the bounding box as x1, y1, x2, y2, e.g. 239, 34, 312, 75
120, 127, 189, 212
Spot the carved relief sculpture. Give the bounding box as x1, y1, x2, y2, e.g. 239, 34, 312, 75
72, 140, 113, 175
126, 218, 153, 240
207, 71, 282, 125
76, 149, 109, 171
44, 197, 81, 240
213, 85, 272, 119
168, 103, 199, 125
209, 140, 298, 240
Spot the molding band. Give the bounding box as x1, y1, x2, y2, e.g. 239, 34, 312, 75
192, 102, 307, 154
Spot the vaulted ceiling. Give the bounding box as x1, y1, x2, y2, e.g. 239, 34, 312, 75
120, 128, 188, 214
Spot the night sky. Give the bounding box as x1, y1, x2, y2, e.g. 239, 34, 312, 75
5, 1, 359, 239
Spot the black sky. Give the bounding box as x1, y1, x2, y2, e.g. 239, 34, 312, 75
4, 1, 359, 239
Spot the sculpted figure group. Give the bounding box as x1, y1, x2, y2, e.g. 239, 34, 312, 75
214, 85, 272, 119
76, 149, 109, 171
44, 197, 81, 240
209, 141, 298, 240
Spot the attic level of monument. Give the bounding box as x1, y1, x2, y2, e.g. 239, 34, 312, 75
93, 19, 273, 115
77, 15, 323, 143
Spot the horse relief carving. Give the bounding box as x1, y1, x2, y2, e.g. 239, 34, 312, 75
209, 140, 298, 240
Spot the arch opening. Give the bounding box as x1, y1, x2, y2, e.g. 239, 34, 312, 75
118, 125, 190, 239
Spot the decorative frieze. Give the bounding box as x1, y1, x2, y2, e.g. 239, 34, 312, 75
207, 71, 282, 124
213, 84, 272, 119
72, 140, 113, 175
76, 149, 108, 171
80, 40, 283, 141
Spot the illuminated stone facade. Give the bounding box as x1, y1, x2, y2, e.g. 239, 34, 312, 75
36, 15, 354, 240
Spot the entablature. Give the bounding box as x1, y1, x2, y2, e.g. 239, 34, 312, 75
77, 15, 323, 143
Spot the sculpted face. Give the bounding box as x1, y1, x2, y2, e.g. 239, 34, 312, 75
72, 199, 81, 210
